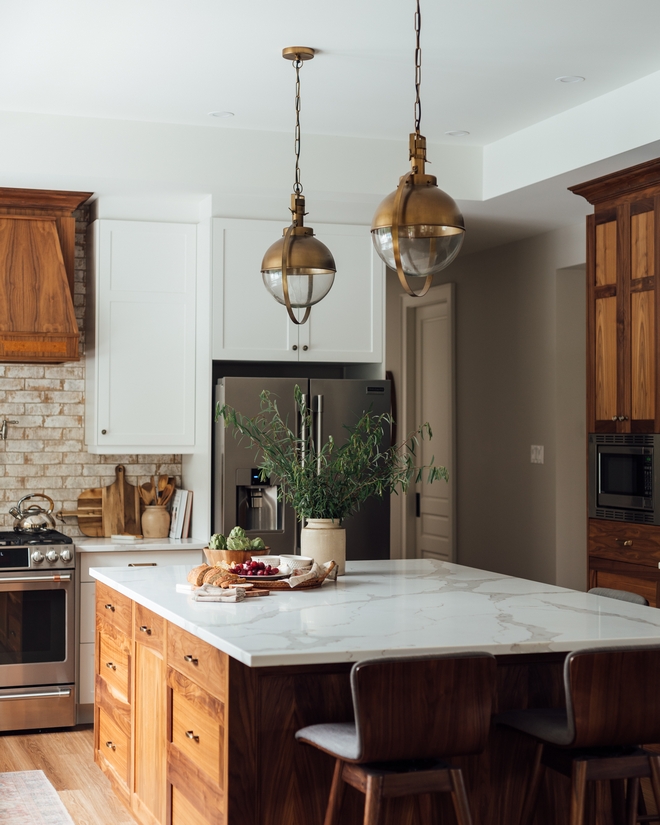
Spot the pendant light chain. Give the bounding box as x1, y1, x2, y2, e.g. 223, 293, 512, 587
414, 0, 422, 135
293, 57, 303, 198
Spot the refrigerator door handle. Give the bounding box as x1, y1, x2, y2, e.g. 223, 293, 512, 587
315, 394, 323, 474
300, 393, 308, 467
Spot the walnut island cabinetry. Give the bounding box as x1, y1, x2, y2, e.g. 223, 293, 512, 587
92, 560, 660, 825
571, 159, 660, 600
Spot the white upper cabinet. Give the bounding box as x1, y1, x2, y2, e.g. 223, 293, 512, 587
86, 220, 197, 453
212, 218, 384, 363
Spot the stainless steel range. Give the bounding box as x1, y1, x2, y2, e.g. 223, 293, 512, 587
0, 529, 75, 731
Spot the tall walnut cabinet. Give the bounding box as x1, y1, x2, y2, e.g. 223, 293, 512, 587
571, 158, 660, 603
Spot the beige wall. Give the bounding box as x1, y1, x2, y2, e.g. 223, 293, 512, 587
387, 222, 587, 587
0, 208, 181, 537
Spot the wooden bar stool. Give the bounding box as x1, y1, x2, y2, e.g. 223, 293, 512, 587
295, 652, 496, 825
495, 645, 660, 825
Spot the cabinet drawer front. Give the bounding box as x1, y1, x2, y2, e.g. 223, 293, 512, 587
171, 684, 222, 783
135, 603, 165, 653
588, 520, 660, 565
96, 581, 132, 637
98, 632, 130, 702
171, 786, 213, 825
593, 570, 658, 607
167, 623, 227, 700
98, 706, 129, 785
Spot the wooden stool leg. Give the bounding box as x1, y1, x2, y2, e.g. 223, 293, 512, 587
520, 742, 545, 825
570, 759, 589, 825
417, 793, 434, 824
363, 775, 383, 825
324, 759, 346, 825
626, 778, 640, 825
449, 768, 474, 825
648, 755, 660, 817
611, 779, 626, 825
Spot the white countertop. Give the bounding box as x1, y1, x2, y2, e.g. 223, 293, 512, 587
89, 558, 660, 668
76, 537, 207, 553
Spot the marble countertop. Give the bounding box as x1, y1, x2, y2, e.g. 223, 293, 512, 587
89, 558, 660, 668
76, 537, 207, 553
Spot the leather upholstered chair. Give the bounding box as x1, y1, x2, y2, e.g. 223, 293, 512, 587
295, 652, 496, 825
496, 645, 660, 825
588, 587, 649, 606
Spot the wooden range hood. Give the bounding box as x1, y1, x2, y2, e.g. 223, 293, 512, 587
0, 187, 92, 363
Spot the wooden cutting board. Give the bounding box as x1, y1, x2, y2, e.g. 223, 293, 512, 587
102, 465, 141, 537
76, 487, 103, 536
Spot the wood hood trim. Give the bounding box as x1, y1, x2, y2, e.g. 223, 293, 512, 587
0, 187, 92, 364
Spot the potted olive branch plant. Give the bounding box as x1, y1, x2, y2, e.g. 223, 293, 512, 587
215, 385, 447, 574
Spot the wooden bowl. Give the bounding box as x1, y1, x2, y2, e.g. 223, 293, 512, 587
204, 547, 268, 566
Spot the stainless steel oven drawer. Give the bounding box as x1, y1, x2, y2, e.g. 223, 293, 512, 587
0, 685, 75, 732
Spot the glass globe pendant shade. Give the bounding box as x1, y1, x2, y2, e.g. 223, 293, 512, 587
371, 178, 465, 278
261, 230, 336, 309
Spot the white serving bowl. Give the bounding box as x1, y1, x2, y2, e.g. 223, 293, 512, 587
279, 554, 314, 570
251, 555, 281, 566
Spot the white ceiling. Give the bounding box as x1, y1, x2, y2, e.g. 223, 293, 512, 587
2, 0, 660, 145
3, 0, 660, 253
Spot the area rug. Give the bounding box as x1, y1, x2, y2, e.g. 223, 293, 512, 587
0, 770, 74, 824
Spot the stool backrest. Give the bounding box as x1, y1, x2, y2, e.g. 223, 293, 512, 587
566, 645, 660, 748
350, 652, 496, 763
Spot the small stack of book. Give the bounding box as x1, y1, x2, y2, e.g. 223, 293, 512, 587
169, 489, 193, 539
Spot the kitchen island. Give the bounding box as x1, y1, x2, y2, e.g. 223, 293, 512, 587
91, 559, 660, 825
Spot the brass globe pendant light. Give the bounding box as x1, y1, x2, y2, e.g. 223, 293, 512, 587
261, 47, 336, 325
371, 0, 465, 297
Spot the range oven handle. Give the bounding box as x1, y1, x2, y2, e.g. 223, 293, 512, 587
0, 689, 72, 701
0, 574, 72, 583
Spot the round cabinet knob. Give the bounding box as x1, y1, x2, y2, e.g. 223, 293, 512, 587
46, 550, 59, 563
101, 429, 107, 435
618, 415, 629, 421
292, 345, 298, 351
60, 549, 72, 563
611, 416, 618, 421
31, 551, 44, 564
302, 345, 309, 351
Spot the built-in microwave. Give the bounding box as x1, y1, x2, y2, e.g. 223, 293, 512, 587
588, 433, 660, 524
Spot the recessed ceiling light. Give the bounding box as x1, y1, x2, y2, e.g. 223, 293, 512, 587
555, 76, 585, 84
208, 111, 235, 118
445, 130, 470, 137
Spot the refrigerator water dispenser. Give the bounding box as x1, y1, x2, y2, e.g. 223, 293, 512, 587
235, 468, 281, 533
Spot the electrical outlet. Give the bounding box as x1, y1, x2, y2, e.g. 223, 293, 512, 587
531, 445, 544, 464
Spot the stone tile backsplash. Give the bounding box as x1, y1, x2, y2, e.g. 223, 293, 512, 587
0, 207, 182, 536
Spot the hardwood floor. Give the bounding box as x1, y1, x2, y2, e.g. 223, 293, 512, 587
0, 726, 135, 825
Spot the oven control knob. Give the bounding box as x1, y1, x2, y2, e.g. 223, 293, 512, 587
60, 549, 72, 563
46, 550, 59, 563
31, 551, 44, 564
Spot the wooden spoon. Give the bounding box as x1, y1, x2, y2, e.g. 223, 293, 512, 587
140, 483, 156, 505
159, 484, 175, 508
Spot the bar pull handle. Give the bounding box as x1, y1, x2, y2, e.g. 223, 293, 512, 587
128, 563, 157, 567
615, 538, 633, 546
0, 574, 71, 583
185, 730, 200, 743
104, 603, 115, 612
139, 625, 152, 635
183, 654, 199, 665
105, 662, 117, 671
0, 689, 71, 701
105, 741, 116, 751
315, 394, 323, 474
416, 493, 421, 518
300, 392, 308, 468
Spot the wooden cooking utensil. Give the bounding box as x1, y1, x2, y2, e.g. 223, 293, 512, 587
139, 483, 156, 505
159, 484, 174, 508
102, 465, 141, 537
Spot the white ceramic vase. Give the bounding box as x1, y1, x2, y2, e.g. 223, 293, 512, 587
300, 518, 346, 575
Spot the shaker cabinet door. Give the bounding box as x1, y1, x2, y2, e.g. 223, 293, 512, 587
211, 218, 384, 364
87, 220, 197, 452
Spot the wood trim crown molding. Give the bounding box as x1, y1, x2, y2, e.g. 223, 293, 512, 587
570, 157, 660, 207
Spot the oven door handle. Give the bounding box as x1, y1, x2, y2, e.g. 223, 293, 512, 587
0, 574, 72, 583
0, 689, 72, 701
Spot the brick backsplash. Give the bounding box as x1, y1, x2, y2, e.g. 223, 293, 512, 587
0, 207, 182, 536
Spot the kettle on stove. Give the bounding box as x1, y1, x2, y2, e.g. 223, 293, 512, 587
10, 494, 57, 532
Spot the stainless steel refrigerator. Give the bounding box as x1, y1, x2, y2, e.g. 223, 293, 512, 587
214, 376, 391, 560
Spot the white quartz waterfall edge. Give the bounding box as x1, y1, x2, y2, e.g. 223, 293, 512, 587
90, 558, 660, 668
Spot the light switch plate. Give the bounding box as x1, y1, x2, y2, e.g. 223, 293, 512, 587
531, 445, 544, 464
